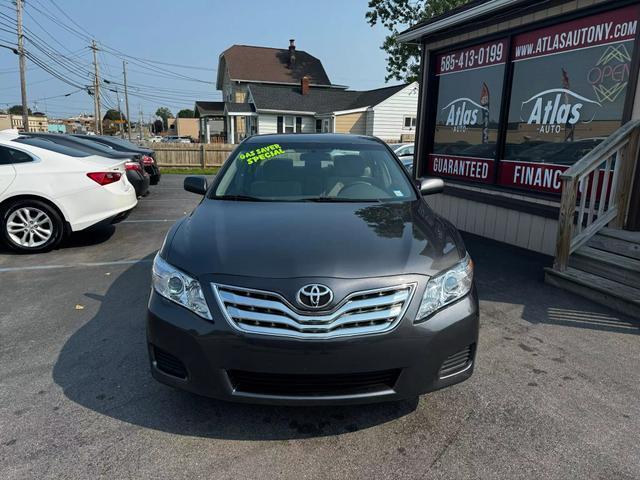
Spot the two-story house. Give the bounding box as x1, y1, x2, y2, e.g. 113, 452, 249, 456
195, 40, 419, 144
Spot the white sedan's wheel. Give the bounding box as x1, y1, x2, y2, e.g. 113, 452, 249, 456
1, 200, 64, 253
6, 207, 53, 248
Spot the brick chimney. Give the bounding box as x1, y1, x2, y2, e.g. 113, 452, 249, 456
301, 75, 310, 95
288, 39, 296, 66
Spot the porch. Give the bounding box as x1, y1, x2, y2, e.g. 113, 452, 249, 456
194, 101, 257, 144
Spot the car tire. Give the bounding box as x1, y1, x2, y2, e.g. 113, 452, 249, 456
1, 199, 64, 253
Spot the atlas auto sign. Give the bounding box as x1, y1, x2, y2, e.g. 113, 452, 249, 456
521, 88, 600, 134
429, 154, 493, 183
443, 98, 487, 133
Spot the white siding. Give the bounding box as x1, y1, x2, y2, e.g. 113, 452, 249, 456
426, 192, 559, 256
301, 116, 316, 133
371, 82, 419, 141
257, 113, 316, 134
258, 114, 278, 134
365, 110, 374, 136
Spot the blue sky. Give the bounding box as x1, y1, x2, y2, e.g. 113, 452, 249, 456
0, 0, 394, 121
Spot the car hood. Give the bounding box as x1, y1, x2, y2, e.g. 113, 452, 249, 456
165, 199, 465, 279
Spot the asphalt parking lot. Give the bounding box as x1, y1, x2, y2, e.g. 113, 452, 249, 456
1, 175, 639, 480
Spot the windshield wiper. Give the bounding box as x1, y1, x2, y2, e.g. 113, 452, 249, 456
303, 197, 381, 203
212, 194, 269, 201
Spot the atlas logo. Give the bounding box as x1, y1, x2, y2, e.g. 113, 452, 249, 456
521, 88, 601, 134
442, 98, 487, 132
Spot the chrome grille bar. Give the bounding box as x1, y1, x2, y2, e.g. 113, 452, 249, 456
212, 283, 416, 339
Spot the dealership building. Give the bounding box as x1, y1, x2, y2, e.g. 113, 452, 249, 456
399, 0, 640, 315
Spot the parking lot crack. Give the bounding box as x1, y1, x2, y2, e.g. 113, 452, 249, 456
428, 411, 471, 470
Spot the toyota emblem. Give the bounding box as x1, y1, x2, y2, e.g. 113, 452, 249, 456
296, 284, 333, 309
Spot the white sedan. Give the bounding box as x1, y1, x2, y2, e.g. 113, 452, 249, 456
0, 130, 137, 253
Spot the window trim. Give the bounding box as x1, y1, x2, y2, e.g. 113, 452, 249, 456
278, 115, 301, 133
419, 0, 640, 199
403, 116, 417, 129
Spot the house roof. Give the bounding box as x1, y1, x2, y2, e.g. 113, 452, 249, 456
194, 101, 225, 117
397, 0, 528, 43
224, 102, 256, 114
248, 83, 410, 115
216, 44, 334, 89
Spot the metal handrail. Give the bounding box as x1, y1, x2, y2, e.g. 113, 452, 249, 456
553, 120, 640, 271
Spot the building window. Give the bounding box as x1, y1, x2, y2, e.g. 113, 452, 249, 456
278, 115, 302, 133
284, 116, 294, 133
500, 5, 638, 193
429, 38, 508, 185
322, 119, 331, 133
316, 119, 322, 133
425, 2, 640, 195
403, 116, 416, 129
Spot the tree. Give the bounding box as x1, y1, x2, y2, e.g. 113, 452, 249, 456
177, 109, 195, 118
103, 109, 126, 121
8, 104, 32, 115
366, 0, 470, 83
155, 107, 173, 130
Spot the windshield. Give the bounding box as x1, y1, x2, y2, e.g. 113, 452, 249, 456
212, 140, 416, 202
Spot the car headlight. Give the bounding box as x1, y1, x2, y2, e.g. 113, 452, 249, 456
152, 254, 212, 320
416, 254, 473, 321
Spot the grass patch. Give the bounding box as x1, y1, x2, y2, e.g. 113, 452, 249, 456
161, 167, 220, 175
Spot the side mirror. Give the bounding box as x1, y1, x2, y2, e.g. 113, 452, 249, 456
418, 178, 444, 195
184, 176, 208, 195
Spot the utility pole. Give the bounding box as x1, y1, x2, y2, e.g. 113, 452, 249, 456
114, 87, 124, 138
122, 60, 132, 141
138, 104, 143, 142
15, 0, 29, 132
90, 40, 102, 134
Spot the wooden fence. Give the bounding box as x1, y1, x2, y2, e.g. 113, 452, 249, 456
142, 143, 234, 168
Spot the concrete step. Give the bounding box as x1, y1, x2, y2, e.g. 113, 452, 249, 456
589, 229, 640, 261
569, 246, 640, 289
544, 267, 640, 319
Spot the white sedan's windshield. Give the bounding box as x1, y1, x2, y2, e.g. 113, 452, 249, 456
213, 141, 416, 202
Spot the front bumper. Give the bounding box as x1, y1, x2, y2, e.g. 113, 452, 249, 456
147, 281, 479, 406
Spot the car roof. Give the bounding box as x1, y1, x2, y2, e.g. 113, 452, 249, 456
242, 133, 386, 146
22, 133, 132, 158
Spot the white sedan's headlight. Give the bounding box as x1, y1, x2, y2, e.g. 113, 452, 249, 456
416, 254, 473, 321
152, 254, 212, 320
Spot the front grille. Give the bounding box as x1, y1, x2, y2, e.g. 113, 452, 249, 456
212, 283, 416, 339
227, 369, 400, 397
153, 346, 188, 379
439, 345, 474, 379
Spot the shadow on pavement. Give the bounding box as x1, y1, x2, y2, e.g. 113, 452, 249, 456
52, 253, 418, 440
52, 233, 638, 441
463, 232, 640, 334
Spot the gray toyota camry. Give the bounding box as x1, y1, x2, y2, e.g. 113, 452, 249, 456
147, 134, 478, 405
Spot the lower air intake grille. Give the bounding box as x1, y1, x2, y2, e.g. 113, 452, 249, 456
153, 346, 188, 379
227, 369, 400, 397
439, 345, 474, 379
